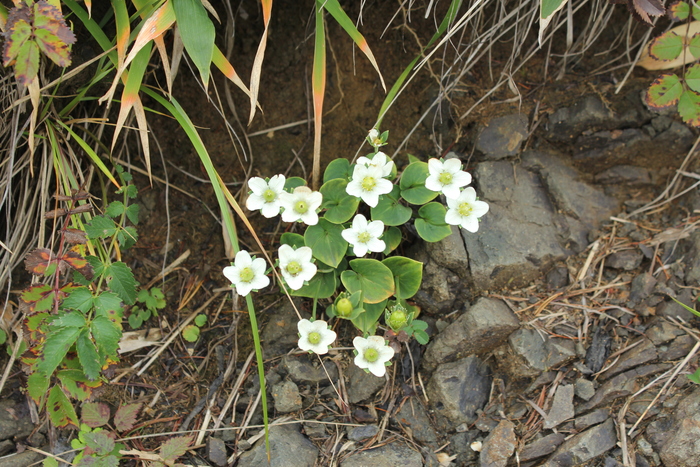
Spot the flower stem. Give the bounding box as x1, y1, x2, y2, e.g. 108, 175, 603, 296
245, 293, 269, 451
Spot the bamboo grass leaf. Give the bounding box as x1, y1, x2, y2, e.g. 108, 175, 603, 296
212, 46, 253, 98
312, 2, 326, 190
248, 0, 272, 124
172, 0, 215, 88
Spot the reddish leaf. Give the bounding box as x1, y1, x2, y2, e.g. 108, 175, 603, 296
62, 228, 88, 245
114, 403, 141, 432
21, 284, 56, 314
31, 1, 75, 66
159, 436, 193, 465
14, 40, 39, 85
25, 248, 54, 275
2, 18, 32, 65
82, 402, 111, 428
629, 0, 665, 24
45, 204, 93, 218
61, 251, 94, 280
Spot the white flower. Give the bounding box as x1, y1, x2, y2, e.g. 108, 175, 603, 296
356, 151, 394, 178
246, 175, 286, 218
353, 335, 395, 377
341, 214, 386, 257
278, 244, 317, 290
297, 319, 336, 354
444, 187, 489, 233
367, 129, 386, 148
223, 250, 270, 296
346, 164, 393, 208
425, 158, 472, 199
279, 186, 323, 225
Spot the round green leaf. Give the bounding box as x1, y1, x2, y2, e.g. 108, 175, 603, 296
182, 325, 200, 342
341, 259, 395, 304
371, 185, 412, 226
415, 219, 453, 242
284, 177, 307, 191
649, 32, 684, 61
382, 226, 402, 254
304, 219, 348, 268
418, 202, 447, 225
291, 271, 337, 299
399, 161, 438, 205
351, 300, 387, 334
668, 0, 690, 21
281, 232, 305, 249
323, 158, 351, 183
382, 256, 423, 299
644, 73, 682, 109
194, 314, 207, 327
320, 178, 360, 224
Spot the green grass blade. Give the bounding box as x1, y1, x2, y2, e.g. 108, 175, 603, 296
312, 2, 326, 190
172, 0, 215, 87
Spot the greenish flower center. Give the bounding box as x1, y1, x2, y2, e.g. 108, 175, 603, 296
239, 267, 255, 283
286, 261, 302, 276
262, 188, 277, 203
336, 298, 353, 317
308, 331, 321, 345
364, 348, 379, 363
295, 200, 309, 214
458, 202, 473, 217
357, 232, 371, 244
361, 176, 377, 192
438, 171, 453, 185
388, 310, 407, 330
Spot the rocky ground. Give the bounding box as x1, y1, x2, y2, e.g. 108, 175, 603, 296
2, 90, 700, 466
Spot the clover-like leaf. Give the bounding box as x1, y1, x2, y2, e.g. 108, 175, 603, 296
323, 158, 351, 183
341, 258, 395, 304
399, 161, 439, 205
415, 202, 453, 242
320, 178, 360, 224
304, 219, 348, 268
382, 256, 423, 299
644, 73, 683, 109
371, 185, 412, 226
182, 325, 200, 342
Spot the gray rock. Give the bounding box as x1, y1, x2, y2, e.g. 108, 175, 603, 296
282, 354, 338, 384
261, 300, 304, 359
654, 121, 695, 154
660, 388, 700, 466
544, 385, 574, 429
0, 440, 12, 457
574, 378, 596, 401
428, 356, 492, 429
660, 333, 695, 361
411, 246, 457, 313
508, 328, 576, 372
646, 318, 684, 345
207, 437, 227, 467
272, 380, 302, 413
423, 225, 469, 279
394, 399, 438, 445
346, 363, 386, 404
480, 420, 516, 467
598, 337, 657, 380
581, 364, 672, 411
594, 165, 652, 186
340, 442, 423, 467
575, 408, 610, 431
543, 418, 617, 466
238, 424, 318, 467
585, 327, 612, 373
0, 447, 45, 467
657, 289, 697, 321
545, 95, 615, 142
423, 297, 520, 368
302, 422, 326, 438
629, 273, 657, 304
573, 128, 650, 161
475, 114, 529, 159
0, 400, 35, 442
347, 424, 378, 441
686, 231, 700, 286
646, 417, 674, 451
605, 250, 643, 270
519, 433, 565, 462
449, 431, 479, 464
545, 265, 569, 290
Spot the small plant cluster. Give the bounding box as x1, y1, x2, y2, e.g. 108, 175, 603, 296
20, 167, 139, 427
224, 130, 488, 376
644, 0, 700, 126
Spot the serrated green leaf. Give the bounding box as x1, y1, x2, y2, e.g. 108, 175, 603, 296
323, 158, 351, 182
38, 326, 82, 377
85, 216, 117, 239
117, 226, 138, 249
644, 73, 682, 109
679, 89, 700, 126
27, 371, 50, 404
650, 32, 684, 61
182, 325, 200, 342
48, 385, 79, 427
61, 287, 94, 314
304, 219, 348, 268
382, 257, 423, 299
52, 310, 87, 328
687, 63, 700, 93
414, 329, 430, 345
105, 201, 125, 218
400, 161, 438, 205
81, 402, 111, 428
94, 292, 122, 316
160, 436, 193, 464
114, 403, 141, 432
3, 16, 32, 64
371, 184, 412, 226
91, 316, 121, 360
84, 430, 115, 456
320, 178, 360, 224
341, 259, 395, 304
173, 0, 215, 86
668, 0, 690, 20
58, 369, 101, 401
77, 329, 102, 381
126, 204, 140, 225
104, 262, 137, 305
690, 35, 700, 62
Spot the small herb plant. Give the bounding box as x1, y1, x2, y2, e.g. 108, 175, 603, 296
182, 314, 208, 343
224, 130, 489, 377
128, 287, 167, 329
644, 0, 700, 126
20, 167, 139, 427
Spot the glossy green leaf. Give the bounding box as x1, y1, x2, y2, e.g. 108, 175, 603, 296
52, 310, 87, 328
94, 292, 122, 316
284, 177, 307, 191
351, 300, 387, 334
382, 226, 402, 254
371, 185, 412, 226
415, 202, 452, 242
304, 219, 348, 268
323, 158, 351, 182
382, 256, 423, 299
292, 271, 337, 299
281, 232, 306, 249
320, 178, 360, 224
48, 385, 79, 427
649, 32, 684, 61
644, 73, 682, 109
679, 89, 700, 126
173, 0, 215, 86
341, 259, 395, 304
400, 161, 438, 205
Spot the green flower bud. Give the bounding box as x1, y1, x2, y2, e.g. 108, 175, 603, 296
336, 298, 353, 318
387, 306, 409, 331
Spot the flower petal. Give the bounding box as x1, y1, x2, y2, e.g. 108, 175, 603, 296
247, 177, 269, 194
